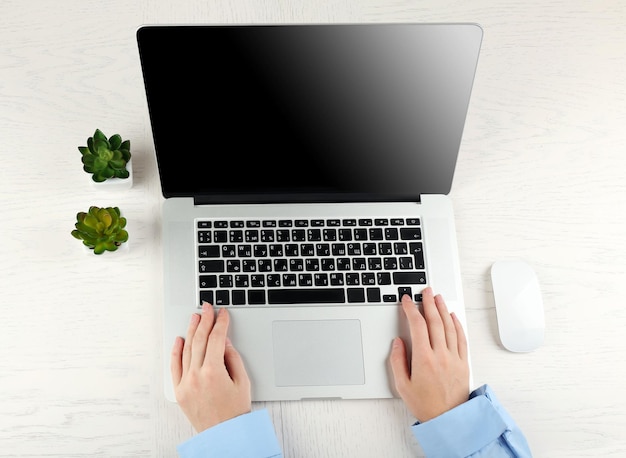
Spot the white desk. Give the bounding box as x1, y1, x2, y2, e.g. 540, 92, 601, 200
2, 1, 625, 456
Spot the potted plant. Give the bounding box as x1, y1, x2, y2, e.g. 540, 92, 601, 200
71, 206, 129, 254
78, 129, 133, 189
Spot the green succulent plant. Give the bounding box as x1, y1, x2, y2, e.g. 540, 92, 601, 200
78, 129, 131, 182
71, 206, 129, 254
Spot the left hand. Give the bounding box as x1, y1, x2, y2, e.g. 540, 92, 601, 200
170, 302, 252, 432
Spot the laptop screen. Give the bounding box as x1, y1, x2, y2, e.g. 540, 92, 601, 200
137, 24, 482, 203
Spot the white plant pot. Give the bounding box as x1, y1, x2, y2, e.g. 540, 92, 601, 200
89, 159, 133, 190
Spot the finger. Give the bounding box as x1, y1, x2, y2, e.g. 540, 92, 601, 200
422, 288, 445, 349
206, 307, 230, 366
434, 294, 457, 351
170, 336, 184, 387
191, 302, 216, 367
389, 337, 410, 394
400, 294, 429, 351
224, 336, 250, 388
182, 312, 201, 374
451, 312, 468, 360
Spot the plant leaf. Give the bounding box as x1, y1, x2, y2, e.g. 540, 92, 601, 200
109, 134, 122, 150
93, 242, 106, 255
101, 166, 115, 179
110, 159, 125, 169
94, 156, 107, 171
94, 129, 107, 142
115, 229, 129, 243
94, 139, 110, 156
99, 208, 113, 227
87, 136, 96, 154
82, 155, 95, 167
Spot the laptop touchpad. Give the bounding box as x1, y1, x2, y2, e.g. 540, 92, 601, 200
272, 320, 365, 386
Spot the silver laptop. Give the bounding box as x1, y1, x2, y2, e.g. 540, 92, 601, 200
136, 23, 482, 402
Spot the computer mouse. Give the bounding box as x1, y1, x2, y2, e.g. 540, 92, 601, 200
490, 260, 545, 352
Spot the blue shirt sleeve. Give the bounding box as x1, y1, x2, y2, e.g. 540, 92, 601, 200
411, 384, 533, 458
177, 409, 283, 458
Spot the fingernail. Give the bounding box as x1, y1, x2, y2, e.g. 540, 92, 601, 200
202, 301, 210, 312
422, 287, 433, 296
225, 336, 233, 346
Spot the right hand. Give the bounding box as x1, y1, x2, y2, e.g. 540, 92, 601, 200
389, 288, 470, 422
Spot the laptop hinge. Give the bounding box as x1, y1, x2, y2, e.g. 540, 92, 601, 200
193, 193, 421, 206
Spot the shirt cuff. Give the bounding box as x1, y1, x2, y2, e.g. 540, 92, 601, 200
411, 384, 509, 457
177, 409, 282, 458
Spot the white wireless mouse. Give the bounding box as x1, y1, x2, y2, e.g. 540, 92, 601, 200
490, 260, 545, 352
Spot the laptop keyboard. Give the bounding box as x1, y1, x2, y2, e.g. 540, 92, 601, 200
196, 217, 427, 308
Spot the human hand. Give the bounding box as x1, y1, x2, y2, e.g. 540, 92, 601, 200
389, 288, 470, 422
171, 302, 251, 432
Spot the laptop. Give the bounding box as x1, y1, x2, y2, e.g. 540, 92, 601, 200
136, 23, 483, 402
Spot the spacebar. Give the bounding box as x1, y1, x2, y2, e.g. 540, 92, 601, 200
268, 288, 345, 304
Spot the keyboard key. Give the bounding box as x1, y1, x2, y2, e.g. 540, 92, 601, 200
393, 271, 427, 284
198, 230, 211, 243
384, 228, 398, 240
199, 260, 224, 273
219, 275, 233, 287
400, 227, 422, 240
200, 290, 214, 305
226, 259, 241, 272
232, 290, 246, 305
369, 228, 383, 240
367, 287, 381, 302
215, 290, 229, 305
399, 257, 414, 269
409, 242, 425, 269
199, 245, 220, 258
347, 288, 365, 303
248, 290, 266, 304
199, 275, 217, 288
250, 274, 265, 287
268, 288, 345, 304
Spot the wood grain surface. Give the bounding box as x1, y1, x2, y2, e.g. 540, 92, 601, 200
1, 1, 625, 456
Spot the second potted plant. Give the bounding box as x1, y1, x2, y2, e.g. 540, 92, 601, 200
71, 206, 129, 255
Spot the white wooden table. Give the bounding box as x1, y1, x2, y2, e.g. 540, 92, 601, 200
1, 1, 625, 456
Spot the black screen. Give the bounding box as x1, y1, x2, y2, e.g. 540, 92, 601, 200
137, 23, 482, 203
